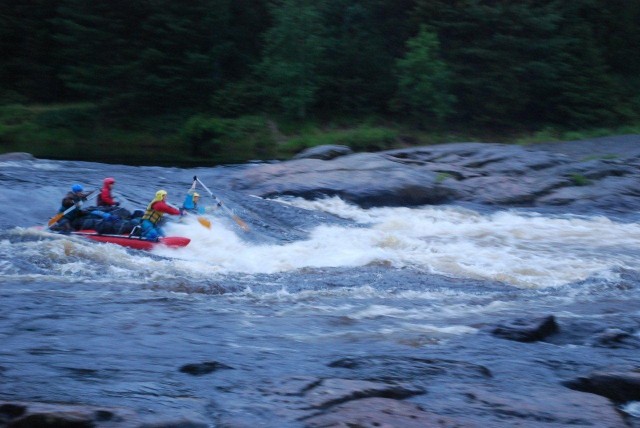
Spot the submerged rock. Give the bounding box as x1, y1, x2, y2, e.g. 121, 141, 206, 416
491, 315, 559, 342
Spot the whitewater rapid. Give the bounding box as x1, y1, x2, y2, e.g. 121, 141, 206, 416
7, 196, 637, 291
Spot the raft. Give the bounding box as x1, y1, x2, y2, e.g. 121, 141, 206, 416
37, 227, 190, 251
72, 230, 190, 250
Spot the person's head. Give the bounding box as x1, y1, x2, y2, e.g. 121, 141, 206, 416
104, 177, 115, 187
193, 192, 200, 203
71, 184, 83, 194
150, 189, 168, 205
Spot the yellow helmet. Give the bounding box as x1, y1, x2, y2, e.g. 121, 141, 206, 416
193, 192, 200, 198
150, 190, 167, 205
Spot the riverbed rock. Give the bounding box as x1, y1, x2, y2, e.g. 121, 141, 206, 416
590, 328, 640, 349
293, 144, 353, 160
490, 315, 559, 342
0, 152, 34, 161
302, 397, 469, 428
179, 361, 233, 375
563, 370, 640, 402
230, 135, 640, 213
304, 378, 424, 409
0, 401, 133, 428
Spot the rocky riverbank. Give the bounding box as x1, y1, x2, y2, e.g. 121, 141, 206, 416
230, 135, 640, 215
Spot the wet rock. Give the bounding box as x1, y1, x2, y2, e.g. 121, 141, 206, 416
179, 361, 233, 376
265, 376, 322, 396
304, 378, 424, 409
0, 403, 26, 424
563, 370, 640, 402
233, 153, 456, 207
0, 152, 34, 161
0, 401, 128, 428
491, 315, 559, 342
590, 328, 640, 349
328, 356, 492, 380
230, 135, 640, 212
463, 386, 625, 427
138, 419, 208, 428
302, 397, 469, 428
293, 145, 353, 160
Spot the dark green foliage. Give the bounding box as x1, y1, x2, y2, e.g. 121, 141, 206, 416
413, 0, 628, 127
181, 115, 275, 163
0, 0, 639, 164
280, 126, 398, 156
33, 104, 99, 129
0, 1, 66, 102
394, 25, 455, 122
256, 0, 326, 118
314, 0, 410, 116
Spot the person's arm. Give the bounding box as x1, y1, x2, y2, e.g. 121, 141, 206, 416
152, 200, 182, 216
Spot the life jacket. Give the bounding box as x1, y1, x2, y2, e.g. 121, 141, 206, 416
96, 192, 107, 206
142, 202, 164, 225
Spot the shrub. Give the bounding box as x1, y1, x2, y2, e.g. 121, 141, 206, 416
181, 115, 275, 163
280, 126, 398, 156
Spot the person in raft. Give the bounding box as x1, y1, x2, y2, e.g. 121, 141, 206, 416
51, 184, 92, 231
140, 190, 185, 240
181, 181, 204, 214
97, 177, 119, 208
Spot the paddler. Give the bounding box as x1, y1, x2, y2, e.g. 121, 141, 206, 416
51, 184, 92, 232
97, 177, 120, 208
181, 180, 204, 214
140, 190, 185, 240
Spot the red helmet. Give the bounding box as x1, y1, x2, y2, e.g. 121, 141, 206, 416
104, 177, 115, 185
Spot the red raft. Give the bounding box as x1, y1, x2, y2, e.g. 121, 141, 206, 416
71, 229, 190, 251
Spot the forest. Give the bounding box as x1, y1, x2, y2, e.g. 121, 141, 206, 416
1, 0, 639, 165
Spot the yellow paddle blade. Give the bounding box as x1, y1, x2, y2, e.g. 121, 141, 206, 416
197, 217, 211, 229
232, 215, 249, 232
47, 212, 64, 227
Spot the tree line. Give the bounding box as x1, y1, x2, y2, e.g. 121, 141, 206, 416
1, 0, 639, 130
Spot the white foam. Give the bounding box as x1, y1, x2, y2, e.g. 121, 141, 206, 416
154, 199, 640, 288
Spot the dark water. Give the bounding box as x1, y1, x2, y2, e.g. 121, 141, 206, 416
1, 157, 639, 426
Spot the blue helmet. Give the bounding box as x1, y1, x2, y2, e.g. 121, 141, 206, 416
71, 184, 83, 193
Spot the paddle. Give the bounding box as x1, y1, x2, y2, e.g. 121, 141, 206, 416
167, 198, 211, 230
194, 176, 249, 231
183, 178, 211, 229
46, 189, 97, 228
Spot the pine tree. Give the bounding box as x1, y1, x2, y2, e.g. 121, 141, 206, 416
257, 0, 326, 118
394, 25, 455, 123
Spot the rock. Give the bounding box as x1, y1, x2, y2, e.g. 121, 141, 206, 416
0, 152, 34, 161
0, 401, 131, 428
232, 153, 456, 207
179, 361, 233, 376
462, 386, 626, 427
590, 328, 640, 349
327, 356, 492, 380
302, 397, 469, 428
491, 315, 559, 342
292, 145, 353, 160
304, 378, 424, 409
563, 370, 640, 402
229, 135, 640, 212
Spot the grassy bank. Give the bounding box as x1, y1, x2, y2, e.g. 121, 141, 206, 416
1, 103, 639, 166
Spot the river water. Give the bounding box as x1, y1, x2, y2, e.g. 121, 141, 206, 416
1, 156, 639, 426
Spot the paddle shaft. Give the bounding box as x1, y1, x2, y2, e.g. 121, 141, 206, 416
194, 176, 249, 231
